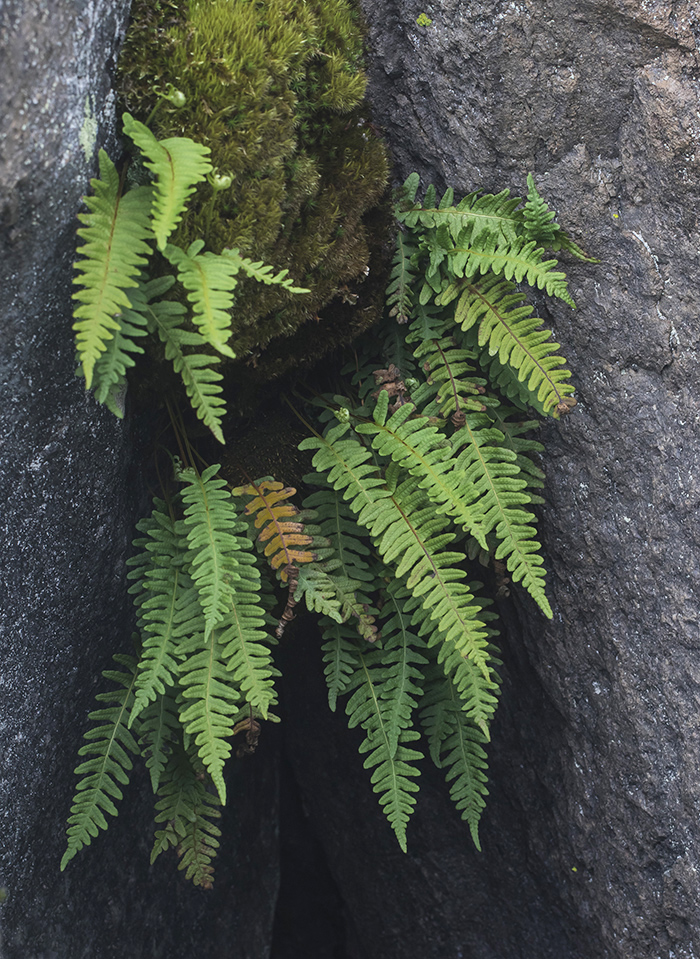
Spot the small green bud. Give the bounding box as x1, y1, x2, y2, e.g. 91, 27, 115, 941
162, 84, 187, 108
210, 173, 233, 191
334, 407, 351, 423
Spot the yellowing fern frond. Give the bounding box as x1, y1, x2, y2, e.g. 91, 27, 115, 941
234, 479, 316, 581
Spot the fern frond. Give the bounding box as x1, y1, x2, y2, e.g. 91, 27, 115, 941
222, 247, 309, 293
444, 275, 575, 417
72, 150, 153, 388
219, 551, 277, 718
345, 648, 423, 851
164, 241, 239, 358
90, 298, 148, 416
522, 173, 561, 249
177, 624, 242, 804
151, 742, 222, 889
139, 687, 180, 793
321, 622, 363, 711
303, 484, 379, 642
179, 464, 247, 637
295, 563, 379, 642
147, 300, 226, 443
300, 425, 497, 732
122, 113, 212, 251
354, 390, 487, 549
420, 661, 489, 849
126, 497, 187, 727
406, 329, 487, 421
376, 579, 428, 756
397, 175, 522, 245
386, 230, 419, 323
234, 479, 316, 581
451, 412, 552, 616
61, 655, 140, 870
444, 230, 575, 307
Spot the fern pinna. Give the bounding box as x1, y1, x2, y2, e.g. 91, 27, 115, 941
64, 170, 588, 884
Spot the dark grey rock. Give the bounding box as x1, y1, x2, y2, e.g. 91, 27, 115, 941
277, 1, 700, 956
0, 3, 279, 956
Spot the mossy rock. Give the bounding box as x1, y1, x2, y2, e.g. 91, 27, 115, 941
118, 0, 391, 381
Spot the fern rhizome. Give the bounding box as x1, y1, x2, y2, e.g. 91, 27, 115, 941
62, 92, 593, 885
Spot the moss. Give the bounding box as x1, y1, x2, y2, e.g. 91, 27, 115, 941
118, 0, 391, 376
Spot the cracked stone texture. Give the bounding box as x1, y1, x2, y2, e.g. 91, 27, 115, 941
277, 1, 700, 957
0, 3, 278, 956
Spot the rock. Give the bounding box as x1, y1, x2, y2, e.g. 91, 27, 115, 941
277, 1, 700, 955
0, 3, 278, 956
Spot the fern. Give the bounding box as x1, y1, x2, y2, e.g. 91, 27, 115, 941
420, 661, 489, 849
147, 299, 227, 443
164, 241, 238, 358
122, 112, 212, 251
444, 275, 575, 416
151, 743, 222, 889
219, 549, 277, 718
176, 623, 242, 805
64, 166, 589, 882
179, 464, 247, 638
72, 150, 153, 388
61, 655, 140, 869
344, 647, 423, 852
126, 496, 186, 727
234, 478, 317, 581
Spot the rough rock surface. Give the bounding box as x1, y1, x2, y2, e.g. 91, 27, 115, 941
280, 1, 700, 956
0, 3, 278, 956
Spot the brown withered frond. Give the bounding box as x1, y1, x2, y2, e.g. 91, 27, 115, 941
234, 479, 316, 582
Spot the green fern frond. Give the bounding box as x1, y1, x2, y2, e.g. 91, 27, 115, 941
376, 579, 428, 756
122, 112, 212, 251
164, 241, 239, 359
522, 173, 561, 249
321, 622, 363, 711
147, 300, 226, 443
386, 230, 419, 323
450, 412, 552, 616
420, 662, 489, 849
177, 624, 242, 805
300, 425, 497, 731
61, 655, 140, 870
90, 299, 148, 416
219, 551, 277, 718
179, 464, 247, 637
151, 743, 222, 889
444, 275, 575, 416
444, 230, 576, 307
522, 174, 597, 262
126, 497, 187, 727
222, 248, 309, 294
397, 175, 522, 245
354, 390, 487, 549
345, 648, 423, 852
408, 333, 487, 421
72, 150, 153, 388
139, 687, 180, 793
